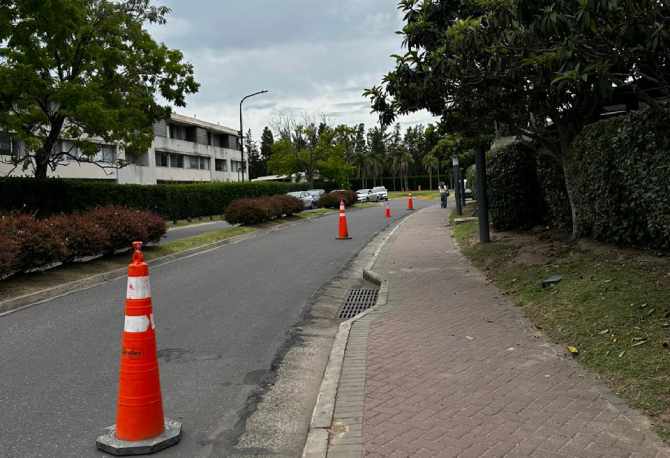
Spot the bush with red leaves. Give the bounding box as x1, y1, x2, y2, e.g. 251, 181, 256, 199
49, 214, 110, 261
224, 195, 305, 225
0, 206, 166, 279
0, 214, 68, 271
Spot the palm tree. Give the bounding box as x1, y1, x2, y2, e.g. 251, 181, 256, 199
422, 153, 439, 190
398, 148, 413, 191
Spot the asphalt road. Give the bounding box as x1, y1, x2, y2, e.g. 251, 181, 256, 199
162, 220, 232, 244
0, 198, 432, 457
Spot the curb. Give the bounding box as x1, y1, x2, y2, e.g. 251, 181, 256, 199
302, 216, 409, 458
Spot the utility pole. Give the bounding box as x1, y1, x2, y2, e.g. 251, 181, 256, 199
239, 90, 269, 182
452, 156, 462, 215
475, 147, 490, 243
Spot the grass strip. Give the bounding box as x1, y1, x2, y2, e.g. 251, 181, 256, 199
452, 206, 670, 440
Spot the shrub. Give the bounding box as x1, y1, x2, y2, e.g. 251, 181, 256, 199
0, 230, 20, 278
224, 195, 305, 225
269, 195, 304, 217
87, 206, 149, 252
0, 214, 68, 271
536, 157, 572, 232
465, 165, 477, 200
486, 143, 545, 230
224, 198, 272, 225
567, 106, 670, 248
318, 190, 356, 208
0, 178, 309, 221
49, 214, 110, 260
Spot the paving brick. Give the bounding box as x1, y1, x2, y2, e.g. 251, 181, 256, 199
326, 207, 670, 458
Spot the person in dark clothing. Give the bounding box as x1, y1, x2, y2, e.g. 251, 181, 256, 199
439, 182, 448, 208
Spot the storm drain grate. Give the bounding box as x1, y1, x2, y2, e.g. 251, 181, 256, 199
338, 288, 379, 319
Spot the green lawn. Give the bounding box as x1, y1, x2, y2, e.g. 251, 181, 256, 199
388, 190, 439, 200
453, 206, 670, 440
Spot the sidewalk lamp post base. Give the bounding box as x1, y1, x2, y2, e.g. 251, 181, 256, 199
96, 419, 182, 456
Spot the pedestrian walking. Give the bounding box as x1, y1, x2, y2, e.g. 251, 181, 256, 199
439, 182, 448, 208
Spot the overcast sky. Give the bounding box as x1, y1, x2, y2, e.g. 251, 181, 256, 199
148, 0, 436, 141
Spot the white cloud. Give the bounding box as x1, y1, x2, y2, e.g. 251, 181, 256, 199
149, 0, 438, 139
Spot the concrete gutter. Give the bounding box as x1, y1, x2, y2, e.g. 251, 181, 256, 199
302, 220, 404, 458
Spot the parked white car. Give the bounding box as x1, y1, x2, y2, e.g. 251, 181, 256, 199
356, 189, 378, 202
306, 189, 326, 200
370, 186, 389, 201
287, 191, 316, 209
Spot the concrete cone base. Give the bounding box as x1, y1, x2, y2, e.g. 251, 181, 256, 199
96, 419, 182, 456
336, 236, 352, 240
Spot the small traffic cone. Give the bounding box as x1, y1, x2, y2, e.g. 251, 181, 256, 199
96, 241, 181, 456
337, 200, 351, 240
408, 193, 415, 210
385, 202, 392, 222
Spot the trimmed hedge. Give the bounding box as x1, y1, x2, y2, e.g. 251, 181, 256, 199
0, 178, 308, 221
224, 195, 304, 225
567, 107, 670, 248
486, 143, 545, 230
318, 190, 356, 209
536, 156, 572, 232
0, 207, 167, 278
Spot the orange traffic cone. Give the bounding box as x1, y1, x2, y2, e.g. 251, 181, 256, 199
385, 202, 392, 222
337, 200, 351, 240
96, 241, 181, 455
408, 193, 415, 210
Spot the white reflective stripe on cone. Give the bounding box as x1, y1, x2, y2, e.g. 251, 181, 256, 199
126, 276, 151, 299
150, 313, 156, 330
124, 315, 151, 333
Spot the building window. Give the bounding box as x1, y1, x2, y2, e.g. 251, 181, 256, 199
98, 145, 116, 163
231, 160, 246, 173
0, 132, 18, 157
215, 159, 227, 172
155, 151, 169, 167
169, 153, 184, 168
168, 124, 197, 142
187, 155, 200, 169
199, 157, 210, 170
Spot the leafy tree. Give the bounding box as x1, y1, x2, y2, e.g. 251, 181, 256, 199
366, 126, 387, 187
260, 126, 274, 168
246, 129, 265, 179
365, 0, 669, 238
422, 153, 439, 190
0, 0, 199, 179
267, 121, 353, 187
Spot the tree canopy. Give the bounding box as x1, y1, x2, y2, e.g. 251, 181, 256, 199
365, 0, 670, 236
0, 0, 199, 178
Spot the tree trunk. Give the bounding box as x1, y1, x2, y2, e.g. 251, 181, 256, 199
561, 156, 580, 240
428, 170, 433, 190
34, 152, 49, 179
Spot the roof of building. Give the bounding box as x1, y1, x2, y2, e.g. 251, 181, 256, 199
170, 113, 239, 137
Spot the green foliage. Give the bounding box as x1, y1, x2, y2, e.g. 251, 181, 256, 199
486, 143, 545, 230
568, 107, 670, 249
536, 157, 572, 232
0, 0, 199, 178
0, 178, 307, 221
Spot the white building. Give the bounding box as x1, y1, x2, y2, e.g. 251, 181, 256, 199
0, 113, 247, 184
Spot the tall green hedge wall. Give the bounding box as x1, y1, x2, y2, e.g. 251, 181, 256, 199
485, 143, 546, 230
568, 107, 670, 249
0, 178, 308, 221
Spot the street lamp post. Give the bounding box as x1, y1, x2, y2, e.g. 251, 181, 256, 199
452, 156, 462, 216
239, 90, 269, 182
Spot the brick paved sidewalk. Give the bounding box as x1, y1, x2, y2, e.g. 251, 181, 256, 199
328, 206, 670, 458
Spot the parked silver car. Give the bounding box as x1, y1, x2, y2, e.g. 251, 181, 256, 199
370, 186, 389, 201
287, 191, 316, 209
356, 189, 379, 202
